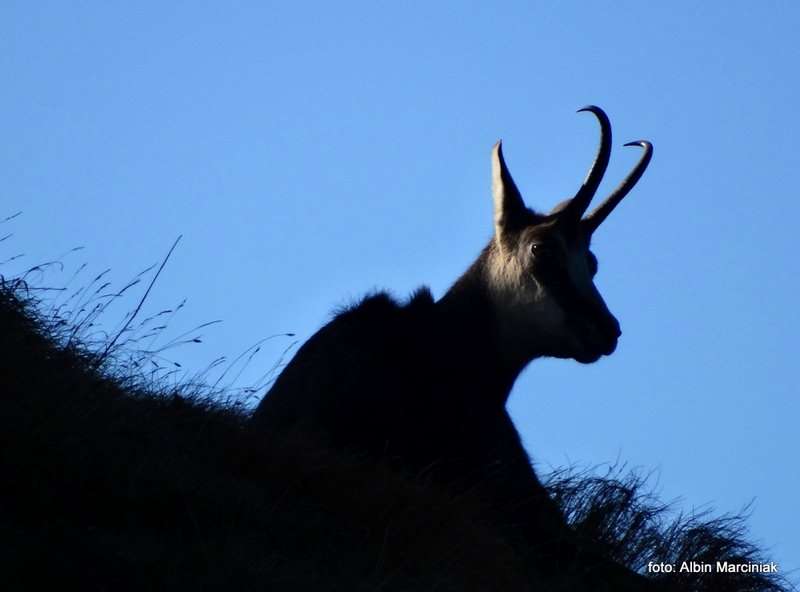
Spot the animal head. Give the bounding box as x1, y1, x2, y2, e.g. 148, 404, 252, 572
483, 106, 652, 365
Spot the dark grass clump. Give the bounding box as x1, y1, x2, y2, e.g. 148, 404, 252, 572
0, 257, 794, 591
547, 467, 794, 591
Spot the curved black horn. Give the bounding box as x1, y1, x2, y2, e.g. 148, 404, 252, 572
560, 105, 612, 221
583, 140, 653, 235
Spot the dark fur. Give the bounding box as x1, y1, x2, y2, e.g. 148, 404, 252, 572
252, 253, 648, 589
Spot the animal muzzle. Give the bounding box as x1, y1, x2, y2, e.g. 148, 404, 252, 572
591, 316, 621, 355
575, 313, 621, 357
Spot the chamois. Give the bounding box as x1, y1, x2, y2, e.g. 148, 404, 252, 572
252, 106, 653, 587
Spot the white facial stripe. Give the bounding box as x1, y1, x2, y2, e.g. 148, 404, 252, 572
485, 242, 570, 353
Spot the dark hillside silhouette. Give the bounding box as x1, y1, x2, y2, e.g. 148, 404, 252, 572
0, 266, 791, 590
0, 275, 533, 590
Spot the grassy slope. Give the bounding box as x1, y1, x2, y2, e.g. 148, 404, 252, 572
0, 280, 536, 591
0, 278, 792, 591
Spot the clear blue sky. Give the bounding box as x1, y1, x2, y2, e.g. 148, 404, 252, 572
3, 1, 798, 578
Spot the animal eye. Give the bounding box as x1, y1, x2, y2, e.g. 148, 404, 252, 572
530, 243, 549, 257
530, 243, 559, 265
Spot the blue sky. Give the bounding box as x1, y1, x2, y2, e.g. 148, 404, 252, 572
3, 1, 798, 577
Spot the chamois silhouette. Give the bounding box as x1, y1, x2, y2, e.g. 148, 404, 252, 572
251, 106, 654, 588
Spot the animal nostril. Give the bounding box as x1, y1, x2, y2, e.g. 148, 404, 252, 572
607, 318, 621, 339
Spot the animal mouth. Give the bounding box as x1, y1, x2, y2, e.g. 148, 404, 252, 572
575, 350, 604, 364
573, 324, 620, 363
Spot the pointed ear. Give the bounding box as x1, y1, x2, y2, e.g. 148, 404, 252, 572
492, 141, 526, 242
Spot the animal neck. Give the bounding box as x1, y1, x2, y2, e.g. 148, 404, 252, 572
436, 257, 540, 407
